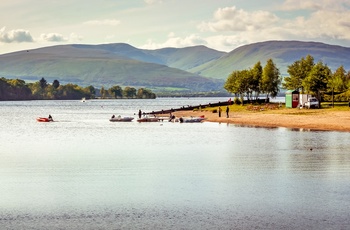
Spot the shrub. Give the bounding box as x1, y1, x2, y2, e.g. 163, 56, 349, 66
234, 97, 241, 105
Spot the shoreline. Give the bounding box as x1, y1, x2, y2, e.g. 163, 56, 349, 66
172, 109, 350, 132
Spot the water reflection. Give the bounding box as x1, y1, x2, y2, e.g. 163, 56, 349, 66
0, 99, 350, 229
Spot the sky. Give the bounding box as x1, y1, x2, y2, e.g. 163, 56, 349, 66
1, 0, 350, 54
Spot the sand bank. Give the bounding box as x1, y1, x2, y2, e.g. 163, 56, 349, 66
172, 108, 350, 132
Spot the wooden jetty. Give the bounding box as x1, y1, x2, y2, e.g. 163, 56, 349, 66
146, 100, 233, 115
145, 98, 269, 115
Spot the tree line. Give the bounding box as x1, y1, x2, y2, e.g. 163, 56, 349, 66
224, 55, 350, 103
224, 59, 281, 104
282, 55, 350, 102
0, 77, 156, 100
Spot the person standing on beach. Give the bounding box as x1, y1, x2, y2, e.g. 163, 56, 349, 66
218, 106, 222, 117
226, 106, 229, 118
138, 109, 142, 119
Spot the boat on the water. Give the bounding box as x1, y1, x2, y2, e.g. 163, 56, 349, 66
179, 116, 206, 123
109, 115, 134, 122
137, 116, 161, 122
36, 117, 53, 122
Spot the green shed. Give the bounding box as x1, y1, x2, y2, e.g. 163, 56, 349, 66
285, 90, 299, 108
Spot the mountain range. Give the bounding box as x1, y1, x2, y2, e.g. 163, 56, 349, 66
1, 40, 350, 94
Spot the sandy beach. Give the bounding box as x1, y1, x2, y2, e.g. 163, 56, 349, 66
172, 108, 350, 132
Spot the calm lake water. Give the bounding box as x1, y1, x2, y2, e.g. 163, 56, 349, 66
0, 98, 349, 229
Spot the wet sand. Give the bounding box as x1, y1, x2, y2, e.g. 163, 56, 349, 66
172, 108, 350, 132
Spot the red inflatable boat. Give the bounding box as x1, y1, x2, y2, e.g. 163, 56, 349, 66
36, 117, 52, 122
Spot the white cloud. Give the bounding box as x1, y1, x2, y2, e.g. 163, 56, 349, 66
83, 19, 121, 26
281, 0, 323, 11
144, 0, 163, 5
40, 33, 67, 42
198, 6, 278, 32
193, 2, 350, 51
39, 33, 83, 43
281, 0, 350, 11
168, 32, 175, 38
68, 33, 83, 42
141, 34, 207, 50
0, 27, 34, 43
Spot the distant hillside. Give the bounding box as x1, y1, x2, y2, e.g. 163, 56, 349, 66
190, 41, 350, 79
0, 44, 224, 93
1, 41, 350, 93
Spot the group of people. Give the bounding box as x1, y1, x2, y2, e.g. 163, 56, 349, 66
218, 98, 231, 118
218, 106, 230, 118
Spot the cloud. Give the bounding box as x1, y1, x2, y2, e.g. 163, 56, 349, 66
0, 27, 34, 43
68, 33, 83, 42
39, 32, 83, 43
83, 19, 121, 26
198, 6, 278, 32
281, 0, 350, 11
40, 33, 67, 42
194, 2, 350, 51
281, 0, 323, 11
141, 34, 207, 50
144, 0, 163, 4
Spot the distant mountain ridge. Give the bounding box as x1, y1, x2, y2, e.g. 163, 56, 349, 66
0, 41, 350, 93
0, 44, 225, 92
191, 41, 350, 79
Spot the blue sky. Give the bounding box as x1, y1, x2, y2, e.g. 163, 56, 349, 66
1, 0, 350, 54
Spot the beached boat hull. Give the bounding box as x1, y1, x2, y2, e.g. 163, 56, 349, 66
179, 116, 205, 123
137, 117, 160, 122
109, 117, 134, 122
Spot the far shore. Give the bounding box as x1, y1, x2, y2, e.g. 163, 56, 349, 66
170, 106, 350, 132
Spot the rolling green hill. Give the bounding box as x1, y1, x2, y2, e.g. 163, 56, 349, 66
0, 44, 224, 92
1, 41, 350, 94
190, 41, 350, 79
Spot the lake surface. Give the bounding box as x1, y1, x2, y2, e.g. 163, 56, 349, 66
0, 98, 349, 229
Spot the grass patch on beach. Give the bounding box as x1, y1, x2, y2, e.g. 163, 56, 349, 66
204, 102, 349, 115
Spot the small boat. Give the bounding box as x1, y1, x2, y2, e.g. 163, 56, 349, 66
81, 97, 86, 102
109, 115, 134, 122
36, 117, 53, 122
137, 116, 160, 122
179, 116, 206, 123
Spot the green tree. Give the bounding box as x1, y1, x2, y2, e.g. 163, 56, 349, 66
224, 70, 251, 104
100, 86, 106, 99
329, 65, 348, 93
123, 86, 136, 98
261, 59, 281, 100
39, 77, 48, 89
108, 85, 123, 98
250, 61, 263, 100
85, 85, 96, 99
52, 79, 60, 89
58, 83, 86, 99
302, 61, 332, 105
283, 54, 315, 92
137, 88, 156, 99
27, 82, 42, 99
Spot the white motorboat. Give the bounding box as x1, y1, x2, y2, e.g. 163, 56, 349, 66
179, 116, 206, 123
109, 115, 134, 122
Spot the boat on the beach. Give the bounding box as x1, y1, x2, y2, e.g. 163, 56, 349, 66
179, 116, 206, 123
137, 116, 161, 122
109, 115, 134, 122
36, 117, 53, 122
